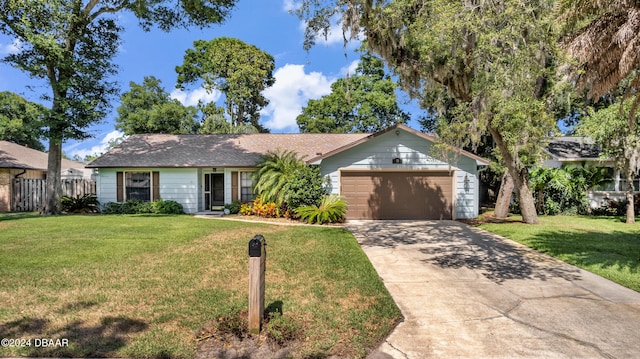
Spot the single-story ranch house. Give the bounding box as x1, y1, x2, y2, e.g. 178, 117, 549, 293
87, 124, 490, 220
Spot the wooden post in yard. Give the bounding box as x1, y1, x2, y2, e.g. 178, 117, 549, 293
248, 234, 266, 334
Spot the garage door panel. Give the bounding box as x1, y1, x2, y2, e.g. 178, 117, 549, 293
341, 171, 452, 220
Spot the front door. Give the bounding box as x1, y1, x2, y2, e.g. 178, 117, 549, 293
204, 173, 224, 210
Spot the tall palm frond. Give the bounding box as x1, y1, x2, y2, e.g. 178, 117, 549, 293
560, 0, 640, 112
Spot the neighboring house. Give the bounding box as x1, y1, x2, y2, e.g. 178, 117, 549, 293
543, 136, 640, 207
0, 140, 94, 211
87, 124, 490, 220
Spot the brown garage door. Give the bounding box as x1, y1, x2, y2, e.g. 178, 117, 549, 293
341, 171, 453, 220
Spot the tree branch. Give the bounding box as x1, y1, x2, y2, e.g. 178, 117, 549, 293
87, 0, 128, 22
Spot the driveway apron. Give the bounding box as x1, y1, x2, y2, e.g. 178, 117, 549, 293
346, 220, 640, 359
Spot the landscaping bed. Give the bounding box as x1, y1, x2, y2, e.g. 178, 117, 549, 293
0, 214, 401, 358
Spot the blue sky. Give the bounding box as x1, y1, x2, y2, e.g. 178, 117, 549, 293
0, 1, 420, 160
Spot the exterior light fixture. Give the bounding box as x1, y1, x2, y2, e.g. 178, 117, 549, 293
392, 157, 402, 164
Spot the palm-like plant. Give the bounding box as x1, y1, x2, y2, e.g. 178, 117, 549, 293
560, 0, 640, 110
253, 149, 305, 206
295, 195, 348, 224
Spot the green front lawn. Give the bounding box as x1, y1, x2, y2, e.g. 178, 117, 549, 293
0, 214, 401, 358
478, 215, 640, 292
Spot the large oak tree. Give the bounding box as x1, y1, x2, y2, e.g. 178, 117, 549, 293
0, 0, 237, 214
176, 37, 275, 133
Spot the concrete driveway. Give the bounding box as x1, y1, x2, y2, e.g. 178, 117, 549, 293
346, 220, 640, 359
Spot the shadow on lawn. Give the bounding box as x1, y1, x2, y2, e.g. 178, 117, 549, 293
518, 229, 640, 276
0, 302, 148, 358
348, 220, 582, 284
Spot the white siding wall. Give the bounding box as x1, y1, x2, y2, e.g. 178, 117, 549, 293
95, 168, 199, 213
318, 130, 480, 219
95, 169, 117, 204
159, 169, 199, 213
454, 156, 480, 219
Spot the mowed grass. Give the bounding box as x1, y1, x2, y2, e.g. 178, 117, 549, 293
478, 215, 640, 292
0, 214, 401, 358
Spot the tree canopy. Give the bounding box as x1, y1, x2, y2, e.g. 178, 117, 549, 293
0, 0, 238, 214
116, 76, 199, 135
176, 37, 275, 132
297, 52, 409, 133
0, 91, 46, 150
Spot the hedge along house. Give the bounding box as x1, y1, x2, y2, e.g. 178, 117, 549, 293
87, 124, 489, 219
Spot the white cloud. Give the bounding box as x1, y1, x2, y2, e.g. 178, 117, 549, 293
261, 64, 334, 131
0, 38, 22, 54
340, 60, 360, 76
68, 130, 124, 160
170, 88, 221, 107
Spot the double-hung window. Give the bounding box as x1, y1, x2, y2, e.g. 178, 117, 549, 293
126, 172, 151, 201
240, 172, 254, 202
117, 171, 158, 202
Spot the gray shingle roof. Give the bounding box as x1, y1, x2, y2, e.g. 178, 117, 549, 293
546, 137, 602, 160
86, 133, 370, 168
0, 141, 86, 171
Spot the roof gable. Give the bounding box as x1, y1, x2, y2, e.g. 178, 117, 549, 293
309, 124, 491, 165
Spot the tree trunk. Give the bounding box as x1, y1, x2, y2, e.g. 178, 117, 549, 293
488, 126, 539, 224
40, 140, 62, 215
494, 171, 513, 218
513, 172, 539, 224
624, 166, 636, 224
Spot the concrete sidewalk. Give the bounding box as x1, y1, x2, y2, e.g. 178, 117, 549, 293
347, 220, 640, 359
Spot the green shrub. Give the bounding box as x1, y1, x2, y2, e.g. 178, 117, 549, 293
151, 199, 184, 214
287, 165, 328, 210
121, 199, 145, 214
528, 166, 596, 215
295, 195, 347, 224
102, 202, 124, 214
102, 199, 183, 215
61, 194, 99, 213
135, 201, 154, 214
592, 196, 640, 216
102, 200, 141, 214
224, 199, 242, 214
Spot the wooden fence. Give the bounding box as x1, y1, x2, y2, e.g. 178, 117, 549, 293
12, 178, 96, 212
